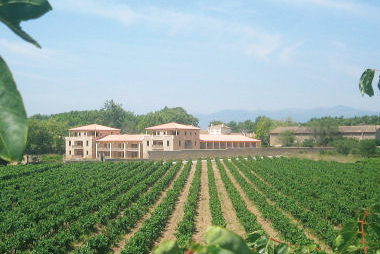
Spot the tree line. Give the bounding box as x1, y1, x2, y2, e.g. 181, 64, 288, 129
26, 100, 380, 155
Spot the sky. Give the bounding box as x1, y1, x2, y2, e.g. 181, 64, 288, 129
1, 0, 380, 116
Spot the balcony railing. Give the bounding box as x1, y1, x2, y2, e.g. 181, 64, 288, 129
72, 145, 83, 149
97, 147, 140, 151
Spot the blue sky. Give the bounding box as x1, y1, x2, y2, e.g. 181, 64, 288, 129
1, 0, 380, 116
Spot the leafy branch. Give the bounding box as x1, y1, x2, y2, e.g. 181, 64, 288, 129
0, 0, 52, 162
359, 69, 380, 97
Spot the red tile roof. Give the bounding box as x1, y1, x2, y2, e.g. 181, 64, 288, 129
69, 124, 120, 131
200, 134, 260, 142
97, 134, 145, 142
146, 122, 200, 130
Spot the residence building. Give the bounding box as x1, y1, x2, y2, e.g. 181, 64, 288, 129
65, 122, 262, 160
269, 125, 380, 146
65, 124, 120, 160
142, 122, 201, 158
208, 123, 231, 135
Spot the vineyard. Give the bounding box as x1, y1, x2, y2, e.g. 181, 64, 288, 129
0, 157, 379, 253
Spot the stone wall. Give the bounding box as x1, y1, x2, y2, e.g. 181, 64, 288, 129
147, 147, 335, 160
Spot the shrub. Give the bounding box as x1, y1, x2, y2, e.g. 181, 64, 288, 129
302, 139, 314, 147
333, 138, 359, 155
358, 139, 377, 157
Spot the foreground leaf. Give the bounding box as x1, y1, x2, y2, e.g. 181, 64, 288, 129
152, 240, 182, 254
0, 0, 52, 48
205, 226, 254, 254
358, 69, 375, 97
0, 56, 27, 161
335, 222, 359, 253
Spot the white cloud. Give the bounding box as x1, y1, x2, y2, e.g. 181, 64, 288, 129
329, 57, 363, 78
330, 40, 347, 50
280, 0, 376, 16
246, 35, 281, 60
51, 0, 287, 62
278, 42, 304, 65
51, 0, 137, 25
0, 39, 53, 59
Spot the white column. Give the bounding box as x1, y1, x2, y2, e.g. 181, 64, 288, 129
138, 143, 141, 159
110, 143, 112, 159
96, 143, 98, 158
219, 141, 221, 149
124, 143, 126, 158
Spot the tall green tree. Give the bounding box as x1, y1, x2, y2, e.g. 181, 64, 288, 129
308, 117, 339, 146
136, 107, 199, 132
100, 99, 134, 129
26, 119, 67, 154
209, 120, 223, 126
278, 130, 296, 147
254, 116, 274, 146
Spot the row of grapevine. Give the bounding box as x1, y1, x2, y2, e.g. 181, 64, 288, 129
27, 161, 168, 253
1, 161, 145, 235
215, 158, 263, 234
1, 161, 163, 253
235, 156, 337, 247
206, 158, 226, 227
120, 161, 193, 254
248, 157, 380, 226
73, 160, 184, 253
175, 159, 202, 249
222, 158, 314, 246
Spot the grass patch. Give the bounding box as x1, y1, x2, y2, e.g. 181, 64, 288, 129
285, 152, 366, 163
38, 154, 63, 163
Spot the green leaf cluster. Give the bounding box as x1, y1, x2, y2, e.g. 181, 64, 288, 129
0, 0, 51, 161
359, 69, 379, 97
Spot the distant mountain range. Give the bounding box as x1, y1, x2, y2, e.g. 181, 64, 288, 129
194, 105, 380, 129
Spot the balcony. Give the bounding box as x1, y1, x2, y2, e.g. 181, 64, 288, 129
97, 147, 110, 151
72, 145, 83, 149
151, 145, 164, 150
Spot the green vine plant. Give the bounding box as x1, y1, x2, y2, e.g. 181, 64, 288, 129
153, 203, 380, 254
359, 69, 380, 97
0, 0, 52, 163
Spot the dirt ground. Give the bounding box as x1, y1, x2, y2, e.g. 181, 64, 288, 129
193, 160, 212, 243
220, 160, 280, 239
155, 162, 197, 245
211, 160, 246, 237
112, 164, 184, 254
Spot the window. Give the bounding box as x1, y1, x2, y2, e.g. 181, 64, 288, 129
131, 144, 138, 148
153, 141, 163, 146
86, 151, 88, 155
179, 140, 181, 146
167, 141, 169, 146
185, 140, 192, 148
147, 141, 150, 146
195, 141, 197, 145
69, 150, 71, 155
185, 131, 187, 135
190, 132, 192, 135
69, 141, 71, 146
86, 141, 89, 146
